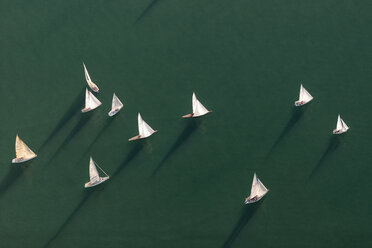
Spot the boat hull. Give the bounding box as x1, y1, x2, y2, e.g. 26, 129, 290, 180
87, 81, 99, 93
128, 131, 158, 141
12, 155, 37, 164
183, 111, 212, 118
333, 129, 347, 135
81, 105, 101, 113
244, 192, 268, 204
108, 107, 122, 117
84, 176, 109, 188
294, 100, 311, 106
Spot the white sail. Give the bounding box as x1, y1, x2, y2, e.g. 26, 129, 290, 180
84, 88, 102, 110
112, 93, 123, 110
89, 157, 100, 184
336, 115, 342, 131
14, 135, 37, 161
192, 92, 209, 117
299, 84, 313, 103
249, 173, 268, 198
83, 63, 99, 92
138, 113, 156, 138
336, 114, 349, 132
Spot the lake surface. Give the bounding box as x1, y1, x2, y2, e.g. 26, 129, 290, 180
0, 0, 372, 247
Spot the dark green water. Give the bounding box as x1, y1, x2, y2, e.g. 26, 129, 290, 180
1, 0, 372, 247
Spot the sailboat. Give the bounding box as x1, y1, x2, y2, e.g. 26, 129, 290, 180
81, 88, 102, 113
129, 113, 158, 141
294, 84, 313, 106
182, 92, 212, 118
12, 135, 37, 163
83, 62, 99, 93
84, 157, 109, 188
108, 93, 124, 117
333, 114, 349, 134
244, 173, 269, 204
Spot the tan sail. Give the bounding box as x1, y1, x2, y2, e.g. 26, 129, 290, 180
12, 135, 37, 163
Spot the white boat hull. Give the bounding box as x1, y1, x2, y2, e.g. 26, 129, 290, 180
333, 129, 347, 135
244, 191, 268, 204
88, 81, 99, 93
294, 100, 311, 106
84, 176, 109, 188
108, 107, 122, 117
12, 155, 37, 164
128, 131, 158, 141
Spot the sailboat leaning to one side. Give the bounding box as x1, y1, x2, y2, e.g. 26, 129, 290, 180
83, 62, 99, 93
182, 92, 212, 118
12, 135, 37, 163
129, 113, 158, 141
84, 157, 109, 188
108, 93, 124, 117
244, 173, 269, 204
294, 84, 313, 106
333, 114, 349, 134
81, 88, 102, 113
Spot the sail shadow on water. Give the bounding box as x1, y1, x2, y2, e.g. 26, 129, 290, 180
46, 113, 93, 165
111, 142, 145, 180
39, 87, 85, 152
135, 0, 160, 23
309, 135, 341, 178
221, 200, 264, 248
152, 120, 200, 176
267, 106, 307, 157
42, 190, 98, 248
78, 117, 116, 162
0, 163, 30, 198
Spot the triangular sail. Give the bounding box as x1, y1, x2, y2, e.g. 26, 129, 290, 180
85, 88, 101, 109
111, 93, 123, 110
83, 63, 98, 90
89, 157, 100, 183
336, 115, 342, 130
138, 113, 155, 137
299, 84, 313, 102
15, 135, 36, 159
341, 118, 349, 131
192, 92, 209, 116
249, 173, 268, 198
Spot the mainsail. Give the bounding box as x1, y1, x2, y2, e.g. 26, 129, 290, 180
111, 93, 123, 110
249, 173, 268, 199
83, 63, 99, 92
15, 135, 36, 160
138, 113, 156, 138
192, 92, 209, 117
299, 84, 313, 102
89, 157, 100, 184
84, 88, 102, 110
336, 114, 349, 132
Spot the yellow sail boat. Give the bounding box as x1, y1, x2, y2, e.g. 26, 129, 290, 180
12, 135, 37, 163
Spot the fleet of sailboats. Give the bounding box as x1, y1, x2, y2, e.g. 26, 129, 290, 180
182, 92, 211, 118
333, 114, 349, 134
12, 135, 37, 163
129, 113, 158, 141
108, 93, 123, 117
244, 173, 269, 204
84, 157, 109, 188
83, 63, 100, 93
294, 84, 313, 106
81, 88, 102, 113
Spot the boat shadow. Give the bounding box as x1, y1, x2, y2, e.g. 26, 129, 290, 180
135, 0, 160, 23
39, 88, 85, 152
221, 200, 263, 248
111, 142, 145, 180
47, 113, 93, 164
309, 135, 341, 178
0, 163, 30, 199
267, 106, 307, 157
152, 120, 200, 176
78, 117, 116, 160
42, 189, 96, 248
